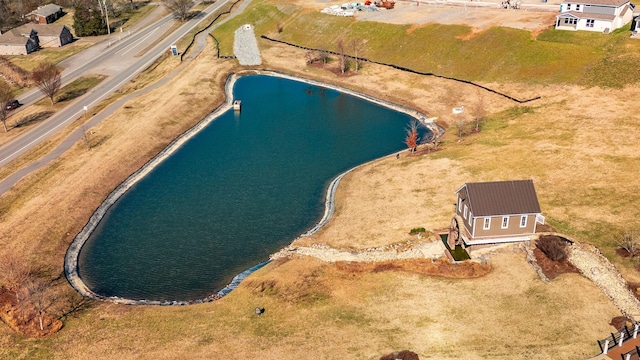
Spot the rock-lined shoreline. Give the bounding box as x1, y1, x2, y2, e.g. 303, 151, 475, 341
64, 70, 439, 306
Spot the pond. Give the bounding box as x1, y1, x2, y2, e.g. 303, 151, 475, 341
77, 75, 430, 302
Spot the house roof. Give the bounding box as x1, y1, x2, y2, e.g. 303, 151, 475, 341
27, 4, 63, 18
561, 0, 628, 7
14, 24, 68, 36
0, 29, 30, 46
457, 180, 541, 217
557, 11, 616, 20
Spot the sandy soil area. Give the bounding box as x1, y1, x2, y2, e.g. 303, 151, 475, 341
301, 0, 560, 35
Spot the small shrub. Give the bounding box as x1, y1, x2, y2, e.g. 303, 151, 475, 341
536, 235, 567, 262
409, 227, 426, 235
615, 230, 639, 257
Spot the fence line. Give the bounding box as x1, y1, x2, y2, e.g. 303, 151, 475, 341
180, 0, 242, 61
259, 35, 541, 104
597, 323, 640, 356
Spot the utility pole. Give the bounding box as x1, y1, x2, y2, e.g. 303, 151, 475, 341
99, 0, 111, 35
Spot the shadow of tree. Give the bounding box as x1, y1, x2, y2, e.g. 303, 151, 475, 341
14, 111, 54, 128
57, 88, 89, 103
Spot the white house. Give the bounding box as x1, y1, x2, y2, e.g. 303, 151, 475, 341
555, 0, 634, 33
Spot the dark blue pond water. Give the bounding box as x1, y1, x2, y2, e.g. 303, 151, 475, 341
78, 75, 429, 301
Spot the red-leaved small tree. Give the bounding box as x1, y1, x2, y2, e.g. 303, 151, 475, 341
405, 120, 419, 154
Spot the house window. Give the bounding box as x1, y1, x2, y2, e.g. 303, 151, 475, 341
564, 18, 577, 25
463, 205, 468, 219
586, 19, 595, 27
469, 212, 473, 226
501, 216, 509, 229
575, 4, 580, 10
483, 218, 491, 230
458, 198, 462, 212
520, 215, 527, 228
567, 3, 571, 10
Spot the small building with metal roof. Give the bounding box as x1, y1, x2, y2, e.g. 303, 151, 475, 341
448, 180, 545, 250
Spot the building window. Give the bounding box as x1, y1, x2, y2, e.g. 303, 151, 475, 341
458, 198, 462, 212
520, 215, 527, 228
575, 4, 580, 10
567, 3, 571, 10
564, 18, 577, 25
469, 212, 473, 226
586, 19, 595, 27
501, 216, 509, 229
463, 205, 468, 219
483, 218, 491, 230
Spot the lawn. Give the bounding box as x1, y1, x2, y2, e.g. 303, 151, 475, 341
212, 0, 640, 87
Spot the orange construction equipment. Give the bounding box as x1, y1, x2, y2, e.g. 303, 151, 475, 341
375, 1, 395, 9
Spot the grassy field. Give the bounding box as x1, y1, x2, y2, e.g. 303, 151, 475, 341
1, 0, 639, 358
211, 0, 640, 87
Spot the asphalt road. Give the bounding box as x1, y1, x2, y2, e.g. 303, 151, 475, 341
0, 0, 230, 171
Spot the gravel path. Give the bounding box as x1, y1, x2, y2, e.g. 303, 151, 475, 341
271, 240, 446, 262
233, 24, 261, 65
568, 242, 640, 320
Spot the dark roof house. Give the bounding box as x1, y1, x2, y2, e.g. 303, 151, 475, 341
14, 24, 73, 48
0, 28, 39, 55
26, 4, 64, 24
449, 180, 545, 250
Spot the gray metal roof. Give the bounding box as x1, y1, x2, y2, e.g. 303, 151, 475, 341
457, 180, 541, 217
561, 0, 628, 7
28, 4, 62, 17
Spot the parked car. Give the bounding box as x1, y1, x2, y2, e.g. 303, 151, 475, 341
4, 99, 20, 111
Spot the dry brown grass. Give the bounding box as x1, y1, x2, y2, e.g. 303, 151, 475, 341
0, 28, 636, 360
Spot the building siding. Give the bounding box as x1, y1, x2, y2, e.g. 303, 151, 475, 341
470, 214, 537, 239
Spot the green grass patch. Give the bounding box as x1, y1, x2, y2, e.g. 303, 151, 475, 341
211, 1, 293, 56
55, 75, 105, 103
108, 3, 160, 32
216, 0, 640, 88
6, 42, 92, 71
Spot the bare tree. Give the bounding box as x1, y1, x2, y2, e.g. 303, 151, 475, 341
305, 50, 318, 64
454, 118, 469, 140
25, 279, 51, 331
32, 62, 62, 105
350, 38, 365, 73
317, 48, 330, 65
615, 230, 640, 257
0, 80, 14, 132
336, 37, 348, 75
427, 127, 441, 151
405, 120, 419, 154
162, 0, 193, 21
471, 92, 487, 132
0, 252, 31, 293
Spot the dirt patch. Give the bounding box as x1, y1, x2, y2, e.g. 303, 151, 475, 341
380, 350, 420, 360
0, 56, 31, 87
334, 257, 491, 278
355, 1, 559, 35
533, 247, 579, 280
308, 61, 359, 77
610, 315, 633, 331
0, 287, 63, 338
